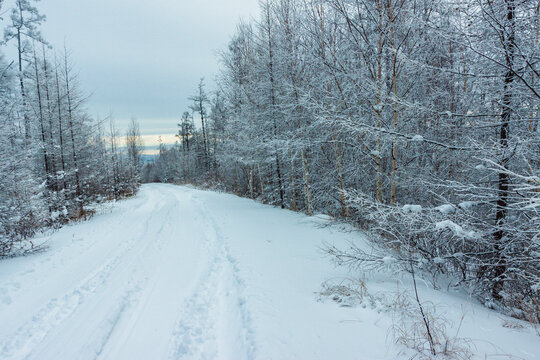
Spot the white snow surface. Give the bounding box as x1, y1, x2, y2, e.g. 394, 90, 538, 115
0, 184, 538, 359
435, 220, 477, 239
458, 201, 476, 210
435, 204, 456, 214
402, 204, 422, 213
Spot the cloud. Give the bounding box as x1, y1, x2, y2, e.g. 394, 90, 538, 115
22, 0, 259, 135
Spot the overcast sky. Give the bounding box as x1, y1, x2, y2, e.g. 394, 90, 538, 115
5, 0, 260, 145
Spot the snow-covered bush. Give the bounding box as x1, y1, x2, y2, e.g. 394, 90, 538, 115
391, 281, 472, 359
335, 189, 539, 322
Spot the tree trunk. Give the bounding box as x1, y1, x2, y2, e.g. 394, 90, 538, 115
388, 0, 398, 205
54, 56, 67, 191
375, 0, 384, 203
42, 50, 58, 194
64, 51, 84, 217
266, 3, 285, 208
32, 46, 51, 212
317, 4, 348, 216
492, 0, 516, 301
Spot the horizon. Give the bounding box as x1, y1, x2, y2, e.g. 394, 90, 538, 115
1, 0, 260, 149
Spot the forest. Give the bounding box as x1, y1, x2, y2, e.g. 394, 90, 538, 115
0, 0, 141, 255
144, 0, 540, 322
0, 0, 538, 329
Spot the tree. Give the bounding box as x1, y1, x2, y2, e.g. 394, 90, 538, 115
146, 0, 539, 318
126, 117, 143, 183
3, 0, 46, 139
189, 78, 210, 171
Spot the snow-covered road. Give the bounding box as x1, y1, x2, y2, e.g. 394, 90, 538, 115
0, 184, 538, 359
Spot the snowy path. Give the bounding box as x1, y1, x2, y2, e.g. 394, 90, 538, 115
0, 184, 538, 359
0, 185, 251, 360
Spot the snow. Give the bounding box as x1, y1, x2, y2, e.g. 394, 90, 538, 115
475, 164, 487, 171
411, 135, 424, 142
433, 257, 444, 264
402, 204, 422, 213
311, 213, 333, 224
435, 220, 477, 239
382, 256, 396, 265
0, 184, 538, 359
435, 203, 456, 214
458, 201, 475, 210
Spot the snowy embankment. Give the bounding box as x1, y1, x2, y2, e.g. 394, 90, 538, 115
0, 184, 537, 359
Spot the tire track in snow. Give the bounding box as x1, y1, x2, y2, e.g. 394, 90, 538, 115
169, 255, 223, 359
169, 194, 255, 360
89, 283, 144, 359
0, 248, 129, 359
0, 192, 164, 360
89, 186, 203, 360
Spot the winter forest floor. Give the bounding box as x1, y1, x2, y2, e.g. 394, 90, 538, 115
0, 184, 538, 359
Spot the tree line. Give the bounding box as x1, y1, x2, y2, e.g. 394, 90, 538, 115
0, 0, 142, 256
146, 0, 539, 321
